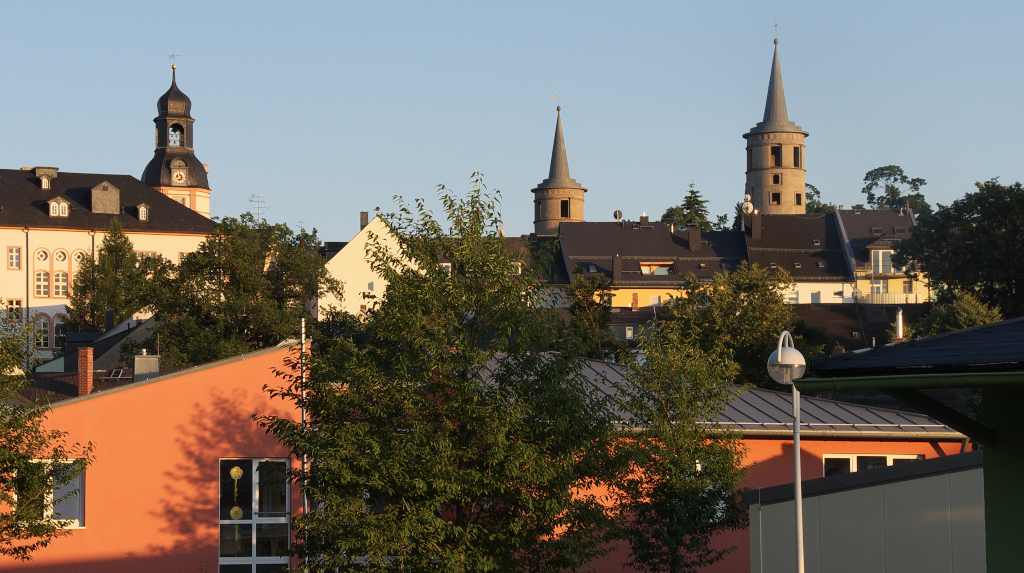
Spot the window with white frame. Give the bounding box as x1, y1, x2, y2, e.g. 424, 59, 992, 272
822, 454, 924, 477
34, 316, 50, 348
219, 459, 290, 572
35, 271, 50, 297
49, 203, 59, 217
14, 460, 86, 528
59, 202, 68, 217
54, 272, 69, 297
870, 279, 888, 295
8, 247, 20, 269
872, 250, 897, 274
7, 299, 22, 321
625, 327, 634, 340
787, 291, 799, 304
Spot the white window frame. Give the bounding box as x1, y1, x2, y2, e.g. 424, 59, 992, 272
49, 203, 59, 217
218, 458, 290, 572
59, 202, 68, 217
54, 272, 69, 298
139, 206, 148, 221
625, 327, 634, 340
14, 460, 86, 529
35, 271, 50, 297
34, 315, 50, 349
822, 454, 923, 476
8, 247, 21, 269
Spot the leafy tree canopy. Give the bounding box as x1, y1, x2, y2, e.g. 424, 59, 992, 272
0, 308, 92, 560
260, 177, 622, 572
895, 292, 1003, 340
861, 165, 932, 216
662, 183, 712, 231
893, 179, 1024, 317
561, 267, 628, 361
66, 218, 168, 332
151, 213, 341, 366
658, 262, 798, 389
804, 183, 836, 214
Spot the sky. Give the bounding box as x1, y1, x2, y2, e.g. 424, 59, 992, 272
1, 1, 1022, 241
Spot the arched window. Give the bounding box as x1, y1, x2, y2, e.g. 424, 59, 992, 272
35, 271, 50, 297
168, 124, 183, 147
54, 272, 69, 297
139, 206, 148, 221
34, 315, 50, 348
54, 314, 67, 352
59, 202, 68, 216
49, 203, 59, 216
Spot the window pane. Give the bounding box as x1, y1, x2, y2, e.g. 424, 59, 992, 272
219, 566, 251, 573
256, 565, 290, 573
52, 472, 84, 525
823, 458, 851, 477
857, 456, 888, 472
255, 523, 290, 557
219, 524, 253, 557
221, 460, 253, 520
257, 461, 288, 517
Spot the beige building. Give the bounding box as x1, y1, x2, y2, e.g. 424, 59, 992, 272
318, 214, 401, 317
835, 208, 929, 305
533, 107, 586, 236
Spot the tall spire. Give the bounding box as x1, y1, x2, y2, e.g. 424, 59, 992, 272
746, 39, 806, 136
533, 106, 585, 191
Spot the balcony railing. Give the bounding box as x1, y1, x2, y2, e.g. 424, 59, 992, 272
855, 292, 920, 305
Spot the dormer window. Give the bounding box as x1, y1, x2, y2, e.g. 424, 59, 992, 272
41, 178, 50, 190
59, 203, 68, 217
871, 227, 884, 235
812, 239, 820, 246
640, 262, 675, 276
50, 203, 58, 216
47, 198, 69, 218
794, 262, 802, 269
769, 262, 778, 269
138, 204, 150, 221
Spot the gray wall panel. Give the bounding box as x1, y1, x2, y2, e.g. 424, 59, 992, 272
817, 487, 885, 573
882, 475, 952, 573
949, 469, 986, 573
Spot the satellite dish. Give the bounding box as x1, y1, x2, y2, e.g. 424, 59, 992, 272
613, 210, 623, 221
498, 227, 506, 237
744, 194, 751, 202
741, 201, 754, 215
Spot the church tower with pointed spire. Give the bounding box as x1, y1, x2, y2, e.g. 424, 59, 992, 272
743, 39, 808, 215
141, 65, 212, 218
532, 106, 586, 235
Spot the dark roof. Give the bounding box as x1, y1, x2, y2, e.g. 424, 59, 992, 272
791, 303, 931, 352
157, 67, 192, 119
811, 316, 1024, 376
835, 208, 915, 268
0, 169, 215, 234
506, 236, 569, 285
746, 213, 852, 281
743, 450, 982, 508
532, 107, 585, 192
560, 221, 747, 286
581, 359, 961, 438
744, 41, 807, 137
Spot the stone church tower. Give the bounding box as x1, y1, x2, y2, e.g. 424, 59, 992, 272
141, 66, 213, 218
533, 106, 586, 235
743, 40, 808, 215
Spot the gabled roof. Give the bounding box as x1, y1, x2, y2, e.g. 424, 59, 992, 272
0, 169, 215, 234
835, 208, 916, 267
811, 316, 1024, 376
559, 221, 747, 286
746, 213, 852, 281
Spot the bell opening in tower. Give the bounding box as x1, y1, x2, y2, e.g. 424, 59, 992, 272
168, 125, 183, 147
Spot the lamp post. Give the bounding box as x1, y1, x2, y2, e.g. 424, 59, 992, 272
767, 331, 807, 573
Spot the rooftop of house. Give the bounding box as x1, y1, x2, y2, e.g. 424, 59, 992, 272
745, 213, 852, 282
835, 208, 916, 267
0, 168, 215, 234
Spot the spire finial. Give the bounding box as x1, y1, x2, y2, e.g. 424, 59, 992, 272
774, 22, 778, 43
557, 105, 561, 112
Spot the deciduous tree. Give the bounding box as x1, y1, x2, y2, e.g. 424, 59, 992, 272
861, 165, 931, 216
561, 268, 627, 361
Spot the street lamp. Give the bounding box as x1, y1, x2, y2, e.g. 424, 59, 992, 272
767, 331, 807, 573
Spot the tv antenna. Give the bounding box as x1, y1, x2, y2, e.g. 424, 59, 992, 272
249, 194, 267, 222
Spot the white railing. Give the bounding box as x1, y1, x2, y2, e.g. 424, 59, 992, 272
856, 292, 920, 305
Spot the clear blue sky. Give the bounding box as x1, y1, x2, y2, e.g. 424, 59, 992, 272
1, 1, 1021, 240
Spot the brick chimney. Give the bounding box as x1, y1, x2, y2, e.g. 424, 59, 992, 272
687, 223, 701, 252
77, 347, 93, 396
360, 211, 369, 230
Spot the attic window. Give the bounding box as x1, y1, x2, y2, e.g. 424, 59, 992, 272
139, 206, 149, 221
794, 262, 802, 269
812, 239, 820, 246
440, 263, 452, 273
769, 262, 778, 269
894, 227, 908, 234
640, 263, 675, 276
698, 263, 710, 270
721, 263, 732, 270
871, 227, 884, 235
587, 264, 597, 273
49, 203, 59, 216
59, 203, 68, 217
41, 178, 50, 190
817, 262, 826, 269
852, 332, 861, 339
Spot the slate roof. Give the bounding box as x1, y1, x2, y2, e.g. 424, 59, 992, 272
746, 213, 852, 281
835, 208, 915, 270
811, 316, 1024, 376
0, 169, 215, 234
559, 221, 747, 286
745, 40, 807, 137
580, 359, 961, 438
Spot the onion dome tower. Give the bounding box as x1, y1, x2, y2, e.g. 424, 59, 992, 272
141, 65, 212, 217
743, 39, 809, 215
532, 106, 586, 235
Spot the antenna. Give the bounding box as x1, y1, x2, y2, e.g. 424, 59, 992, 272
249, 194, 267, 222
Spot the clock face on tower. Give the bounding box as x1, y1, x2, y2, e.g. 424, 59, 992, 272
171, 169, 186, 186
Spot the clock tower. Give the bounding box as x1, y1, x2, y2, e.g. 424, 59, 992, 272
141, 65, 212, 217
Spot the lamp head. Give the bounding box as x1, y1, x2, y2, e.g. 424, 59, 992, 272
767, 331, 806, 384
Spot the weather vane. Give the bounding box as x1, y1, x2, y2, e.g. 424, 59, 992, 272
169, 48, 181, 67
553, 91, 558, 102
774, 22, 778, 39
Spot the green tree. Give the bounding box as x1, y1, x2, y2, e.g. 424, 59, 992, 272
861, 165, 931, 216
659, 262, 795, 389
0, 307, 93, 560
259, 178, 620, 572
894, 179, 1024, 317
711, 214, 730, 231
561, 268, 627, 361
730, 202, 744, 231
662, 184, 712, 231
894, 292, 1003, 339
66, 218, 167, 332
613, 328, 747, 573
804, 183, 836, 214
152, 213, 341, 366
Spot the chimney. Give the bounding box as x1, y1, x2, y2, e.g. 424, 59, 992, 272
751, 213, 762, 240
105, 308, 114, 332
687, 223, 701, 252
77, 347, 94, 396
613, 254, 622, 283
639, 213, 649, 226
360, 211, 369, 230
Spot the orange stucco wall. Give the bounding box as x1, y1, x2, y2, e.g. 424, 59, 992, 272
3, 346, 301, 572
587, 436, 966, 573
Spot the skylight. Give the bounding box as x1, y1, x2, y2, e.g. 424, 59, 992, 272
894, 227, 909, 234
794, 262, 802, 268
769, 262, 778, 269
871, 227, 884, 235
817, 262, 826, 268
812, 239, 821, 246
